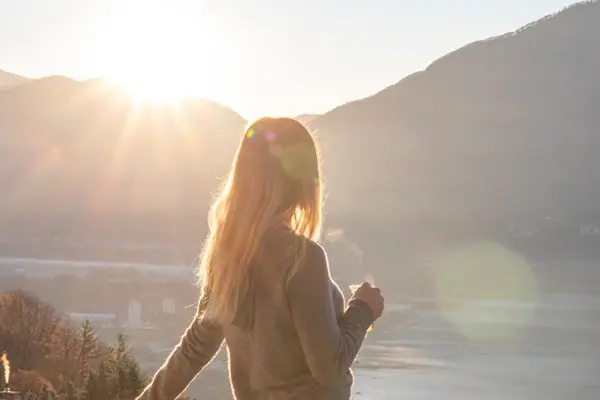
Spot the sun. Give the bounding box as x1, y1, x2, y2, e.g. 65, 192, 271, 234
97, 3, 208, 106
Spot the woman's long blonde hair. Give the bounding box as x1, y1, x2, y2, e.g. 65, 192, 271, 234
198, 117, 323, 323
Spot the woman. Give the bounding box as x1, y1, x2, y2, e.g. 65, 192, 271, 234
137, 117, 385, 400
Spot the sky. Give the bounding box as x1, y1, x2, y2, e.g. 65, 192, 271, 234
0, 0, 576, 119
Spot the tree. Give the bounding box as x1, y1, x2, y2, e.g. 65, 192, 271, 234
0, 290, 147, 399
47, 322, 79, 385
111, 332, 146, 399
76, 319, 101, 388
87, 360, 111, 400
0, 290, 61, 370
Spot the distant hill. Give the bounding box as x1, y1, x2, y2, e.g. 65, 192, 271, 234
0, 70, 29, 88
0, 76, 246, 244
310, 1, 600, 227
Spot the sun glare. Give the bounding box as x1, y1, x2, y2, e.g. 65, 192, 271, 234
98, 3, 211, 106
109, 71, 188, 105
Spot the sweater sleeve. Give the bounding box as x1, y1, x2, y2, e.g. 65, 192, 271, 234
136, 303, 225, 400
286, 241, 375, 387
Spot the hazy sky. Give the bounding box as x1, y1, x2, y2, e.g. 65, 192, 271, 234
0, 0, 574, 118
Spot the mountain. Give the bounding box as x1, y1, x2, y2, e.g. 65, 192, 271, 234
0, 70, 29, 88
2, 2, 600, 267
0, 75, 246, 246
310, 1, 600, 230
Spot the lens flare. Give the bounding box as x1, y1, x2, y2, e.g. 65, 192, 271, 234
434, 241, 539, 342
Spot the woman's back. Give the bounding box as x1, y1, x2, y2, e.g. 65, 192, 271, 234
222, 229, 358, 399
136, 229, 374, 400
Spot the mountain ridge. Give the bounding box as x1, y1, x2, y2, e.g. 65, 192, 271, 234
311, 0, 600, 131
0, 69, 29, 88
0, 1, 599, 262
309, 0, 600, 224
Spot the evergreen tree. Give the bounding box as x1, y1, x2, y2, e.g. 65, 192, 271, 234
77, 320, 100, 387
111, 332, 146, 399
97, 361, 110, 400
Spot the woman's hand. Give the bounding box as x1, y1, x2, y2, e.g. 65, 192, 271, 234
351, 282, 384, 320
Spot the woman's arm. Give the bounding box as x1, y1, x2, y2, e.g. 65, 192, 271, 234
287, 241, 375, 387
136, 304, 225, 400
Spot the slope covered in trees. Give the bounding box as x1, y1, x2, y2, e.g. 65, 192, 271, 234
0, 290, 146, 399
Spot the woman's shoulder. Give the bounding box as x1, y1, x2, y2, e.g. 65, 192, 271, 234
264, 226, 323, 254
288, 238, 330, 282
261, 227, 327, 276
303, 238, 327, 265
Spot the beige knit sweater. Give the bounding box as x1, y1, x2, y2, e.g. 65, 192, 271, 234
136, 230, 374, 400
